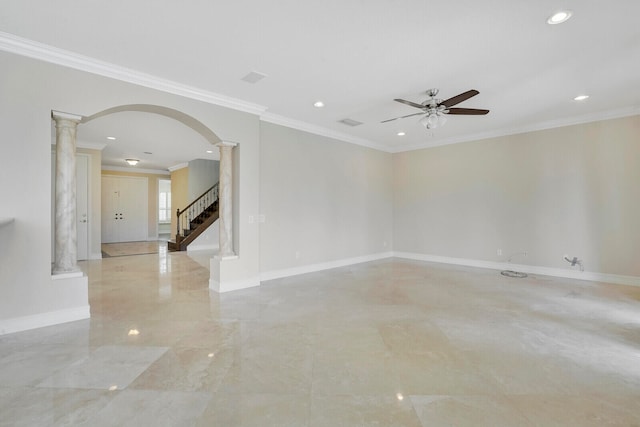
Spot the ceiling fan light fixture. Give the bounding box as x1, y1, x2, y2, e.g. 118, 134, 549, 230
547, 10, 572, 25
420, 112, 447, 130
125, 158, 139, 166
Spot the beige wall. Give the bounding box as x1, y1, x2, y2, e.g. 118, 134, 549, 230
259, 122, 393, 273
170, 166, 189, 238
101, 170, 169, 240
393, 115, 640, 277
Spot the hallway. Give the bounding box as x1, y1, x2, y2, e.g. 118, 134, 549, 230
1, 251, 639, 426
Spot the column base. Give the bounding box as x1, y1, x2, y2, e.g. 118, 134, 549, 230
51, 270, 84, 280
209, 255, 259, 293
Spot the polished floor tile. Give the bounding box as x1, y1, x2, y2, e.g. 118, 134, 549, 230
1, 252, 640, 426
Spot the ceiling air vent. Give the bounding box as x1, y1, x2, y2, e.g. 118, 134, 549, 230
241, 71, 267, 84
338, 118, 363, 127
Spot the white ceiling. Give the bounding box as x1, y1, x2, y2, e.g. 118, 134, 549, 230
4, 0, 640, 170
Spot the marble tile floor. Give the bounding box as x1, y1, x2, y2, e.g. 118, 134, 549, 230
1, 252, 640, 426
101, 240, 167, 258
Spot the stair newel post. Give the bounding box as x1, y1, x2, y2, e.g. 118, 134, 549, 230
176, 208, 181, 243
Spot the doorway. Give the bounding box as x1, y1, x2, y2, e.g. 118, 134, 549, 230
101, 175, 148, 243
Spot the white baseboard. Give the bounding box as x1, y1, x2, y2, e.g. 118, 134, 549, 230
393, 251, 640, 287
89, 252, 103, 260
260, 251, 394, 282
188, 244, 219, 252
0, 305, 90, 336
209, 276, 260, 293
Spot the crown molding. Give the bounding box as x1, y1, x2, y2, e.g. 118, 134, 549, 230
167, 162, 188, 172
4, 31, 637, 156
101, 165, 170, 175
391, 106, 640, 153
260, 112, 391, 153
0, 31, 267, 116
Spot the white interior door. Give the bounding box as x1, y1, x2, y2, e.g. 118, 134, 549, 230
101, 175, 148, 243
101, 176, 119, 243
76, 155, 89, 260
118, 176, 148, 242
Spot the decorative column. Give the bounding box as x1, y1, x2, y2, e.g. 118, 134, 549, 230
52, 111, 82, 275
216, 141, 237, 257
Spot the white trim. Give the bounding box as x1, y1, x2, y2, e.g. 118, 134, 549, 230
168, 162, 188, 172
209, 276, 260, 293
393, 252, 640, 287
0, 31, 267, 116
216, 141, 238, 147
261, 112, 390, 152
260, 252, 394, 282
101, 165, 170, 175
51, 271, 84, 280
51, 139, 107, 151
77, 140, 107, 150
90, 251, 103, 260
51, 110, 83, 121
391, 107, 640, 153
0, 305, 90, 336
187, 244, 219, 252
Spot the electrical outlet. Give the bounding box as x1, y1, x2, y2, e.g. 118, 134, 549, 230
248, 215, 254, 224
383, 241, 387, 247
295, 251, 300, 259
497, 249, 502, 256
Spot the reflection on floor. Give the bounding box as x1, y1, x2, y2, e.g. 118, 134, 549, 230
1, 252, 640, 426
101, 240, 167, 258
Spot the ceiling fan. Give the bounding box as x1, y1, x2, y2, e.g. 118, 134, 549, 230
382, 88, 489, 129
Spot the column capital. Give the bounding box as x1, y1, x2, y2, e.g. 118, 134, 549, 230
51, 110, 83, 122
215, 141, 238, 148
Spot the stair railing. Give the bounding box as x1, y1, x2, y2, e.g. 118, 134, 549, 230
176, 183, 219, 244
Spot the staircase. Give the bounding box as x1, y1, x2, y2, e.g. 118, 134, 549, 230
168, 183, 219, 251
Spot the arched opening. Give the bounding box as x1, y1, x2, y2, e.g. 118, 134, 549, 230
52, 104, 223, 263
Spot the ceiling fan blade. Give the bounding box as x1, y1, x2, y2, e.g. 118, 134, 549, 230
446, 107, 489, 115
381, 112, 425, 123
440, 90, 479, 108
394, 98, 425, 109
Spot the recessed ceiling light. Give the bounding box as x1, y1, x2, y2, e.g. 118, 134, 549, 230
143, 151, 152, 155
574, 95, 589, 101
547, 10, 572, 25
125, 159, 139, 166
206, 150, 213, 153
106, 136, 116, 140
397, 131, 406, 136
313, 101, 325, 108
